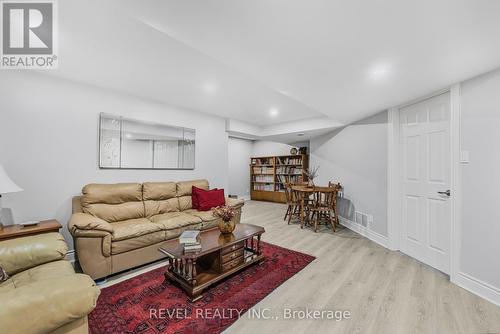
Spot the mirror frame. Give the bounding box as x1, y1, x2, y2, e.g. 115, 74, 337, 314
98, 113, 196, 170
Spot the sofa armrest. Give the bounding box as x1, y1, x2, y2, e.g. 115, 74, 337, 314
0, 232, 67, 276
69, 212, 114, 236
0, 274, 100, 334
225, 197, 245, 209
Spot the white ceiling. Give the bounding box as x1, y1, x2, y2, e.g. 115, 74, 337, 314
49, 0, 500, 127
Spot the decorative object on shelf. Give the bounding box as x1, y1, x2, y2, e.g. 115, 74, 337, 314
17, 221, 39, 227
213, 205, 236, 234
0, 164, 23, 231
299, 146, 308, 154
290, 147, 298, 155
99, 113, 196, 170
304, 166, 319, 188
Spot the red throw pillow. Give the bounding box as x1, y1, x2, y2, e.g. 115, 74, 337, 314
192, 186, 217, 209
191, 186, 202, 209
197, 189, 225, 211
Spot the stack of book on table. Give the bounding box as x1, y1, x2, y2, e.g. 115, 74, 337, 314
179, 230, 201, 253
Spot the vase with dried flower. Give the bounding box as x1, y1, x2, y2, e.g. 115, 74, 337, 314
213, 205, 236, 234
304, 166, 319, 188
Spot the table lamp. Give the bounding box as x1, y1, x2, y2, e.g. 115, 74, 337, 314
0, 164, 23, 230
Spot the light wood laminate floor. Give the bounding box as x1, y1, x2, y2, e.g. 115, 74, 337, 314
104, 200, 500, 334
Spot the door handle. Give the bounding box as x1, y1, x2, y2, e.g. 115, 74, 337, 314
437, 190, 451, 197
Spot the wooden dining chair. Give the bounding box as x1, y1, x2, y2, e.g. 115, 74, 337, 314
328, 181, 343, 228
284, 183, 299, 224
293, 181, 314, 210
309, 189, 337, 232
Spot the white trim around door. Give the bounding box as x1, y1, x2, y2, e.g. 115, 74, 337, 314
388, 85, 500, 307
387, 84, 462, 282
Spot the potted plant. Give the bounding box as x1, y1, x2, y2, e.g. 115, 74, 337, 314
213, 205, 237, 234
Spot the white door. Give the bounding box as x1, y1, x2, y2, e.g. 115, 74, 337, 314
400, 92, 451, 274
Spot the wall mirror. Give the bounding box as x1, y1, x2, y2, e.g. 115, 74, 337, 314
99, 113, 195, 169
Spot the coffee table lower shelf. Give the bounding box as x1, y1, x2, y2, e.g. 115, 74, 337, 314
160, 226, 265, 302
165, 251, 264, 302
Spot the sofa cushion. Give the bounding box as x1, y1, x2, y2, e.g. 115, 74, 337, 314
112, 231, 166, 254
176, 180, 209, 211
183, 209, 222, 230
82, 183, 144, 222
143, 182, 180, 217
178, 196, 193, 211
200, 218, 221, 230
150, 212, 202, 230
183, 209, 218, 222
112, 218, 163, 241
143, 182, 177, 199
176, 179, 209, 197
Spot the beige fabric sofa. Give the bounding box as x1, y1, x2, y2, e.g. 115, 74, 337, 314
69, 179, 244, 280
0, 232, 100, 334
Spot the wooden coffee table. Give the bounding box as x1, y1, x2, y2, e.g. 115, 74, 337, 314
159, 223, 265, 302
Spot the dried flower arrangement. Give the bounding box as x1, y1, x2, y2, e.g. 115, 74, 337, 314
213, 205, 236, 222
304, 166, 319, 187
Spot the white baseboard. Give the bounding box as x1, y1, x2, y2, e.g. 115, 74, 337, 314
339, 217, 389, 248
453, 271, 500, 307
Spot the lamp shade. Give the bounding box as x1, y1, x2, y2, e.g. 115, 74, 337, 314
0, 164, 22, 194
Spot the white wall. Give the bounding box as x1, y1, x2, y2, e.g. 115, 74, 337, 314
459, 68, 500, 295
310, 111, 388, 238
252, 141, 295, 156
227, 137, 253, 198
0, 71, 229, 251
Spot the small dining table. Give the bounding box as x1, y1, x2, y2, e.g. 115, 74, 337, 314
291, 185, 340, 228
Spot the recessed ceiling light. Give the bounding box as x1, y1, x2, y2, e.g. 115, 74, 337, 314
125, 133, 132, 139
269, 108, 279, 117
203, 82, 218, 95
369, 63, 391, 81
297, 133, 305, 136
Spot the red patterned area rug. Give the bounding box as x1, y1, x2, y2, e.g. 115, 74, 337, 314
89, 241, 315, 334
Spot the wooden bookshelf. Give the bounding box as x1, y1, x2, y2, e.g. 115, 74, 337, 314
250, 154, 309, 203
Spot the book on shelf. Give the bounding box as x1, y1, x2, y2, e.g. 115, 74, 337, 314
276, 156, 303, 165
276, 174, 303, 190
252, 166, 273, 174
253, 183, 274, 191
276, 166, 302, 175
254, 175, 274, 182
179, 230, 200, 244
251, 157, 273, 165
